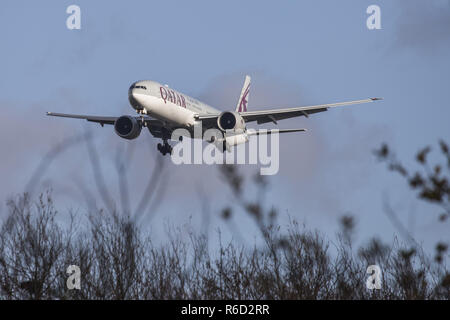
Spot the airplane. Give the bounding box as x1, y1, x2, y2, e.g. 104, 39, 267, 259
47, 75, 382, 156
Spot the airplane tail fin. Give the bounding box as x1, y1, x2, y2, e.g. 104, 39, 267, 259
236, 75, 251, 112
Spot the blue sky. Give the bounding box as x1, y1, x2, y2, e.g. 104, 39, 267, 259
0, 1, 449, 252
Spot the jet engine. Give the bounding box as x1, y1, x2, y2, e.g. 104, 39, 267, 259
217, 111, 246, 133
211, 133, 249, 152
114, 115, 142, 140
225, 133, 248, 148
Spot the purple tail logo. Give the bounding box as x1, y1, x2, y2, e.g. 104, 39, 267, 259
238, 84, 250, 112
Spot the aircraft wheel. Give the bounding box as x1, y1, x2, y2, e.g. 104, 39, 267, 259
158, 142, 172, 156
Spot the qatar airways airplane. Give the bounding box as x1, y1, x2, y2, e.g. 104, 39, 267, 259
47, 76, 381, 155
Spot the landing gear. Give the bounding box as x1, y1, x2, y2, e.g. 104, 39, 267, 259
157, 127, 173, 156
157, 141, 172, 156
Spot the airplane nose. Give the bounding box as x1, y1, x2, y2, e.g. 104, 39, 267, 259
128, 88, 141, 110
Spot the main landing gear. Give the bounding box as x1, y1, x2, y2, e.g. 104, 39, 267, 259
157, 140, 172, 156
156, 128, 180, 156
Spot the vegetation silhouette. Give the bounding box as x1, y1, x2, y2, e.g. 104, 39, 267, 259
0, 139, 448, 299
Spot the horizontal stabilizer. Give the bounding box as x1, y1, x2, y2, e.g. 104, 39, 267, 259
247, 128, 306, 136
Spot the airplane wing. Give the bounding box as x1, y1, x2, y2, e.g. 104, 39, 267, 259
46, 112, 163, 127
196, 98, 382, 124
46, 112, 118, 125
46, 112, 168, 139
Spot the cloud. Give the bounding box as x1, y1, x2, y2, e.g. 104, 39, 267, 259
394, 0, 450, 53
0, 71, 393, 246
0, 100, 84, 204
197, 71, 393, 219
0, 93, 230, 226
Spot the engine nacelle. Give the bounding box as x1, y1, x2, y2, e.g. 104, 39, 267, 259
114, 116, 142, 140
212, 133, 249, 152
225, 133, 248, 148
217, 111, 246, 133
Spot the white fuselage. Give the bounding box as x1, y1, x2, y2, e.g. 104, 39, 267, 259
128, 80, 220, 130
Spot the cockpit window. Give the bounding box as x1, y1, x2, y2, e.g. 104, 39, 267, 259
130, 85, 147, 90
